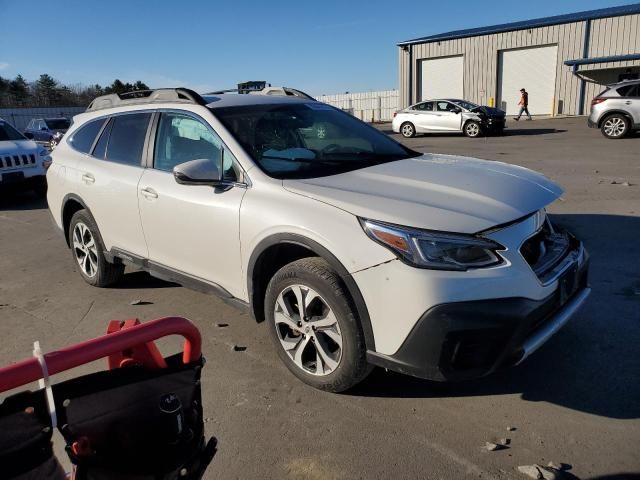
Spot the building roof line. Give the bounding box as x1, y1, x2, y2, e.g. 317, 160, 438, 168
564, 53, 640, 66
398, 3, 640, 46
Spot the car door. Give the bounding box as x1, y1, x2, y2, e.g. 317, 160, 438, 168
431, 101, 464, 131
137, 110, 247, 297
24, 120, 35, 139
626, 84, 640, 124
412, 102, 437, 131
73, 112, 151, 258
33, 120, 44, 142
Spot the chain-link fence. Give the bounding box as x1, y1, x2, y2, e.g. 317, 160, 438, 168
0, 107, 85, 131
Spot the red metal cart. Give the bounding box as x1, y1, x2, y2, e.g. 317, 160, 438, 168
0, 317, 215, 480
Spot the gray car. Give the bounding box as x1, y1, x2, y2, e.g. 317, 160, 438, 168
588, 79, 640, 139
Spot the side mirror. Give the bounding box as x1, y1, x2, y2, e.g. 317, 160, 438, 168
452, 107, 462, 114
173, 158, 221, 186
41, 127, 48, 131
24, 132, 34, 139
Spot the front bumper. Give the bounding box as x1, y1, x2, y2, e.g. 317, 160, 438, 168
367, 249, 589, 381
480, 117, 506, 130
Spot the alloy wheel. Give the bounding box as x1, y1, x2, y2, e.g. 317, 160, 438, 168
603, 117, 626, 137
273, 284, 343, 376
401, 124, 414, 137
72, 222, 98, 277
466, 122, 480, 137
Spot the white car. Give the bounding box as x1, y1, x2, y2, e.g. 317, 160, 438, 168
1, 118, 51, 197
47, 88, 590, 392
392, 99, 506, 138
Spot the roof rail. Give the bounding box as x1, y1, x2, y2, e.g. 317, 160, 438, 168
86, 88, 207, 112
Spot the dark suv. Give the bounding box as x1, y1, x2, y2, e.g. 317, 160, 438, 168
24, 117, 71, 148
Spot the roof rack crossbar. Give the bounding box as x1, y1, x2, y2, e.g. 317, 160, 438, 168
86, 88, 207, 112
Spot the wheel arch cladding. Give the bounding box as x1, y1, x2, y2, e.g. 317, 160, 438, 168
61, 194, 89, 247
599, 110, 633, 128
247, 234, 376, 351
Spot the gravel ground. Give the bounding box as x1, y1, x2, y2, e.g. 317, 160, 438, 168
1, 116, 638, 479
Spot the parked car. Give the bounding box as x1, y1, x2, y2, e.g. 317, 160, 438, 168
24, 117, 71, 148
393, 99, 506, 138
588, 79, 640, 139
0, 118, 51, 197
47, 88, 589, 392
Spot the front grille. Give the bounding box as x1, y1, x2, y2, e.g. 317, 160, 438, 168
0, 153, 36, 170
520, 218, 571, 281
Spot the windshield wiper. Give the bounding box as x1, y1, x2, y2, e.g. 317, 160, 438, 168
262, 154, 342, 165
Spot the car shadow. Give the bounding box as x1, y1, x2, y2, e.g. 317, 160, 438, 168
502, 128, 567, 136
0, 190, 47, 211
112, 271, 180, 289
350, 214, 640, 421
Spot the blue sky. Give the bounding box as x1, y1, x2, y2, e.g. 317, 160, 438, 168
0, 0, 630, 96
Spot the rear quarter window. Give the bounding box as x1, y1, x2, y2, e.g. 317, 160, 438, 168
68, 119, 107, 154
616, 85, 636, 96
104, 113, 151, 166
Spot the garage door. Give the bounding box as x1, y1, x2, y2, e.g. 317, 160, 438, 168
420, 55, 464, 101
498, 45, 558, 115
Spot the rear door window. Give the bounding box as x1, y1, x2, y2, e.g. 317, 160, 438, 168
68, 118, 107, 154
104, 113, 151, 166
415, 102, 434, 111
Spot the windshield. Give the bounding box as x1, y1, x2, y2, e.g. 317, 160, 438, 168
451, 100, 480, 111
0, 121, 26, 141
45, 118, 71, 130
212, 103, 420, 179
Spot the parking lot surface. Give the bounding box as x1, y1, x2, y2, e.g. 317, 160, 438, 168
1, 117, 639, 479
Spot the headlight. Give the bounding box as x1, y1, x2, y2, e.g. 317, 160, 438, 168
360, 219, 504, 271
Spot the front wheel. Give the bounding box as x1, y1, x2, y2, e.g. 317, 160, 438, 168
68, 210, 124, 287
464, 120, 481, 138
264, 258, 371, 392
601, 114, 629, 139
400, 122, 415, 138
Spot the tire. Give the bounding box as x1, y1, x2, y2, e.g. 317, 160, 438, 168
464, 120, 481, 138
264, 257, 371, 392
400, 122, 415, 138
600, 114, 629, 139
68, 209, 124, 287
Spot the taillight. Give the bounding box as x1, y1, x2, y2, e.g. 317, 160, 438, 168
393, 111, 397, 118
591, 98, 607, 106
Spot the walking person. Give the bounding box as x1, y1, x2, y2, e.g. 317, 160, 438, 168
514, 88, 532, 121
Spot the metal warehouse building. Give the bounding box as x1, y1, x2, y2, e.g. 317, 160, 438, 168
398, 3, 640, 116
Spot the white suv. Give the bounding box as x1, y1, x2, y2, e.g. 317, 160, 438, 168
47, 88, 590, 392
1, 118, 50, 197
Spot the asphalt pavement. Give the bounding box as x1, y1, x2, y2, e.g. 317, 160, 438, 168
1, 117, 638, 479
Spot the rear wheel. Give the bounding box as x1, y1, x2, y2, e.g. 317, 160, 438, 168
600, 114, 629, 139
400, 122, 415, 138
464, 120, 481, 138
68, 210, 124, 287
264, 258, 371, 392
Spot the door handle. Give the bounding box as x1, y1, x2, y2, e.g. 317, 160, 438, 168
81, 173, 95, 184
140, 187, 158, 199
625, 101, 632, 105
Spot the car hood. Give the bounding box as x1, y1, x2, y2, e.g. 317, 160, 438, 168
283, 154, 563, 233
471, 106, 505, 117
0, 139, 40, 155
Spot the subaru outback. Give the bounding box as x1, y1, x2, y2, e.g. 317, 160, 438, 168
47, 88, 590, 392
